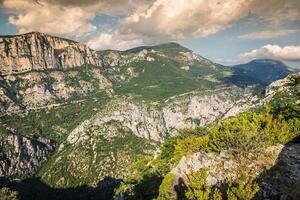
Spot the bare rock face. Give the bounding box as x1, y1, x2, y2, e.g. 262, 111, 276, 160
0, 32, 102, 74
0, 134, 56, 177
66, 88, 251, 143
265, 72, 300, 98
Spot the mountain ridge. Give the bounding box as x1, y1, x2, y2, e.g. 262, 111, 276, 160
0, 32, 299, 200
232, 59, 291, 85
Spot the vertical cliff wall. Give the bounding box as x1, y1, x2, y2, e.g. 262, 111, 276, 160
0, 32, 102, 74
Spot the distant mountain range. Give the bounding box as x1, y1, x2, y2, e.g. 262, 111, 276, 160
232, 59, 291, 86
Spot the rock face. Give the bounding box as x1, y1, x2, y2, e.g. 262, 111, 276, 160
0, 32, 102, 74
37, 88, 254, 187
170, 145, 283, 189
66, 88, 251, 143
265, 72, 300, 98
1, 68, 112, 113
0, 134, 56, 176
260, 143, 300, 199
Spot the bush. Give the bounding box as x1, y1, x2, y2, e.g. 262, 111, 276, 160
185, 168, 210, 200
160, 138, 177, 160
157, 173, 177, 200
175, 135, 210, 156
0, 187, 19, 200
209, 108, 300, 155
226, 175, 259, 200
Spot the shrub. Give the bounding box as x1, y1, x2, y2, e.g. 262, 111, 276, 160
157, 173, 177, 200
0, 187, 19, 200
185, 168, 210, 200
226, 175, 259, 200
175, 135, 210, 156
160, 138, 177, 160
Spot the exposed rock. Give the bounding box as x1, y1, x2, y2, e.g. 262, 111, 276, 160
259, 143, 300, 200
0, 66, 112, 113
0, 32, 102, 74
0, 134, 56, 176
146, 56, 155, 62
180, 66, 189, 71
171, 145, 283, 186
66, 88, 250, 143
265, 72, 300, 98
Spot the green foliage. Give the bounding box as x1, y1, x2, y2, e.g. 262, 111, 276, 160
175, 135, 210, 156
160, 137, 177, 160
212, 188, 223, 200
0, 187, 19, 200
0, 91, 109, 142
38, 131, 157, 189
184, 171, 259, 200
270, 93, 300, 120
226, 175, 259, 200
157, 173, 176, 200
176, 126, 209, 139
208, 106, 300, 155
116, 103, 300, 200
171, 105, 300, 159
185, 169, 210, 200
112, 51, 227, 102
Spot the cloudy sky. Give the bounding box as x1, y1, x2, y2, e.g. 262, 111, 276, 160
0, 0, 300, 67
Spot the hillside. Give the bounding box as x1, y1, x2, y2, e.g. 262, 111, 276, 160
0, 32, 296, 200
114, 72, 300, 200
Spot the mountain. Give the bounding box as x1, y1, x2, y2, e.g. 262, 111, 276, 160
0, 32, 245, 114
0, 32, 297, 200
0, 32, 102, 74
113, 72, 300, 200
232, 59, 291, 86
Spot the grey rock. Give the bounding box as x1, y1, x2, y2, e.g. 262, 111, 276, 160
0, 134, 56, 176
0, 32, 102, 74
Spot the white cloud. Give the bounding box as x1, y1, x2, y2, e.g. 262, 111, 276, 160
241, 45, 300, 62
3, 0, 300, 49
88, 0, 300, 50
89, 0, 255, 49
239, 30, 299, 40
3, 0, 150, 39
87, 30, 144, 50
4, 0, 97, 38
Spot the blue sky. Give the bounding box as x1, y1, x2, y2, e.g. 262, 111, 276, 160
1, 0, 300, 68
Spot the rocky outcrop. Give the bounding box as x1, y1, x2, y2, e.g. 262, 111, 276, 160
171, 145, 283, 186
0, 66, 113, 114
66, 87, 252, 144
0, 32, 102, 74
265, 72, 300, 98
0, 134, 56, 177
260, 143, 300, 199
169, 143, 300, 199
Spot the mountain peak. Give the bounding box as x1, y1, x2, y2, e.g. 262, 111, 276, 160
233, 59, 291, 85
249, 59, 287, 66
126, 42, 190, 53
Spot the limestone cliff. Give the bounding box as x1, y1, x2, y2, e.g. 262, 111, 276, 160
66, 88, 251, 143
0, 134, 56, 177
0, 32, 102, 74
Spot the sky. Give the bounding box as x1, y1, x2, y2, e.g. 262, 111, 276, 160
0, 0, 300, 68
